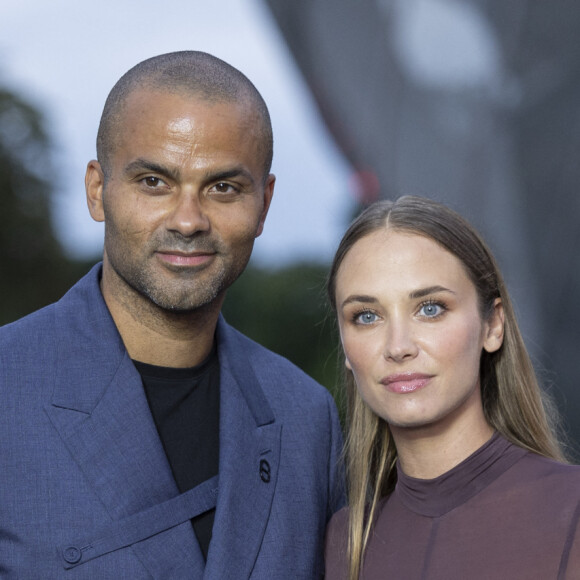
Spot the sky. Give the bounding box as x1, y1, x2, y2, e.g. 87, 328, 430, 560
0, 0, 353, 267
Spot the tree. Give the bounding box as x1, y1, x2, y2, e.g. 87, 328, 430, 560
0, 86, 90, 325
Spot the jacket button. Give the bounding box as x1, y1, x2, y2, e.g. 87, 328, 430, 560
63, 546, 82, 564
259, 459, 271, 483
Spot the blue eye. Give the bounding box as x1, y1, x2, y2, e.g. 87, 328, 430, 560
419, 302, 444, 318
355, 311, 378, 325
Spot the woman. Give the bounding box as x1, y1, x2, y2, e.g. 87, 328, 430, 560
325, 196, 580, 579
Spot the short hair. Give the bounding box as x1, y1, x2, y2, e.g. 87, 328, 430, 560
96, 51, 273, 179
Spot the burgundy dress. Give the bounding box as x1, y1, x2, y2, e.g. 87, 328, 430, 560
325, 434, 580, 579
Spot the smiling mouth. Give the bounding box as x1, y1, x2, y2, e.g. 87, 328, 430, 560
380, 373, 433, 394
156, 251, 215, 267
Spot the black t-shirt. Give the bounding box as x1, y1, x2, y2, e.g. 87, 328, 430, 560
133, 348, 220, 560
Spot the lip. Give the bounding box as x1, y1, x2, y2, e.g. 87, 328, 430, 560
156, 251, 215, 267
380, 372, 433, 394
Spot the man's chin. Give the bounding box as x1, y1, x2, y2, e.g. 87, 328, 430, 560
145, 285, 224, 314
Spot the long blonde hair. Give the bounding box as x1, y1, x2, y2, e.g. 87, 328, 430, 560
327, 196, 566, 580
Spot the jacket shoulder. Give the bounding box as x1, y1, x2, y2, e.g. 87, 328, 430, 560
0, 302, 58, 356
218, 318, 334, 402
0, 263, 104, 365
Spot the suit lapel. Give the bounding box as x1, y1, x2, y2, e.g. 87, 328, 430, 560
45, 267, 204, 578
204, 320, 281, 579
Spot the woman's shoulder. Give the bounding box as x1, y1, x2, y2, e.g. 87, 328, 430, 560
326, 495, 391, 535
327, 505, 349, 542
519, 451, 580, 477
506, 450, 580, 501
325, 507, 350, 580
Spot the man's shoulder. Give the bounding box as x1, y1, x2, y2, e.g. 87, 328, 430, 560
219, 320, 324, 383
0, 264, 102, 351
0, 301, 57, 348
217, 318, 336, 408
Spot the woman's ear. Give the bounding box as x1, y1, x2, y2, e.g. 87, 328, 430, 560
483, 298, 505, 353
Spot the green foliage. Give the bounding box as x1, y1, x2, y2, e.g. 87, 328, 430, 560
0, 87, 94, 325
222, 263, 344, 404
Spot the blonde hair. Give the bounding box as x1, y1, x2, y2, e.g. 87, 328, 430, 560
327, 196, 566, 580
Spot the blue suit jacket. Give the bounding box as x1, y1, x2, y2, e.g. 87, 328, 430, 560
0, 265, 344, 579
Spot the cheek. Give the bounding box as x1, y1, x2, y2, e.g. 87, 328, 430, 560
217, 206, 264, 239
217, 220, 262, 252
105, 200, 165, 240
104, 185, 165, 226
431, 320, 484, 369
105, 211, 152, 240
340, 330, 378, 380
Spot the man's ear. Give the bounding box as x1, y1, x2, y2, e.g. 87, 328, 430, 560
255, 173, 275, 238
85, 160, 106, 222
483, 298, 505, 353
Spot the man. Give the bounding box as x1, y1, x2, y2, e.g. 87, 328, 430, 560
0, 51, 344, 579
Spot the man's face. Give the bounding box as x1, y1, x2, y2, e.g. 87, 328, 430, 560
86, 89, 274, 314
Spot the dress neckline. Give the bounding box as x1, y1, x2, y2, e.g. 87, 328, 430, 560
395, 432, 528, 517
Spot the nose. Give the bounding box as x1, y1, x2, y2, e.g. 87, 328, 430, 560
165, 193, 210, 237
382, 317, 419, 363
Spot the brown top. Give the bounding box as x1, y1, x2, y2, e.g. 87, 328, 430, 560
325, 434, 580, 579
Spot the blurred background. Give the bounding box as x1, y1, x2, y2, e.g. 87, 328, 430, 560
2, 0, 579, 453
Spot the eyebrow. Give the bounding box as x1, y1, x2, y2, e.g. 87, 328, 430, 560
203, 166, 256, 186
340, 295, 378, 309
340, 286, 455, 309
409, 285, 456, 299
123, 159, 180, 181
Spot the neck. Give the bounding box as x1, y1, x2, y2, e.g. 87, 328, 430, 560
101, 273, 223, 369
391, 401, 494, 480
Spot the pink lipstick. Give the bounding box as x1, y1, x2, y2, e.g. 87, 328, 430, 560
380, 373, 432, 394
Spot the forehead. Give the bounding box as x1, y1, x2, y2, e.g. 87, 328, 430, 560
111, 89, 263, 159
123, 88, 257, 130
336, 229, 473, 295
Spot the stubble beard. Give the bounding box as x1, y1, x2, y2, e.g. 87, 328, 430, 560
106, 244, 253, 315
103, 221, 255, 315
115, 257, 234, 314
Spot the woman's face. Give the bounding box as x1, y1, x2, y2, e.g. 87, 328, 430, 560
334, 229, 503, 436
